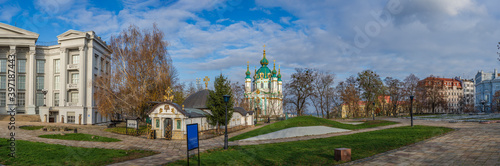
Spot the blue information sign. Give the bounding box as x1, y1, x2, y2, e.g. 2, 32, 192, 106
186, 124, 199, 150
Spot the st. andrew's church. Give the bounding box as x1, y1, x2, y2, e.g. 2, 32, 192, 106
244, 46, 284, 118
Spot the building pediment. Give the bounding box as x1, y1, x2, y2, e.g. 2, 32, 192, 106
57, 30, 88, 40
0, 22, 39, 40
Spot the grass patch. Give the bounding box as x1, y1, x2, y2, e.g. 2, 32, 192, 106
168, 125, 453, 165
19, 126, 44, 130
105, 125, 149, 136
39, 133, 121, 142
0, 138, 158, 166
229, 116, 397, 141
484, 118, 500, 120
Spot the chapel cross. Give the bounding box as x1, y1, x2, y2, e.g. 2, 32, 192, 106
203, 76, 210, 90
163, 86, 174, 102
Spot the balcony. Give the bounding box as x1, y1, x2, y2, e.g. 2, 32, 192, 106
67, 83, 78, 89
68, 102, 77, 107
67, 64, 79, 70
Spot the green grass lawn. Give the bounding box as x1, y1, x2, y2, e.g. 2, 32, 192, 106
105, 125, 149, 136
229, 116, 398, 141
19, 126, 44, 130
168, 125, 453, 165
38, 133, 121, 142
0, 138, 158, 166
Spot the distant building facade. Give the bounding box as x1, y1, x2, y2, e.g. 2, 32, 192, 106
456, 77, 475, 112
419, 77, 463, 113
474, 69, 500, 113
0, 22, 111, 124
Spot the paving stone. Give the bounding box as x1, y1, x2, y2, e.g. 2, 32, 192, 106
2, 116, 499, 165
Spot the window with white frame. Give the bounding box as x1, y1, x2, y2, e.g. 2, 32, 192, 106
0, 93, 5, 106
0, 59, 5, 72
67, 112, 75, 123
54, 93, 59, 107
36, 60, 45, 73
17, 60, 26, 73
17, 93, 25, 106
72, 54, 79, 64
36, 93, 44, 106
17, 75, 25, 90
71, 92, 78, 103
54, 76, 60, 89
72, 73, 79, 84
37, 76, 44, 90
106, 62, 110, 73
54, 59, 60, 73
0, 75, 5, 89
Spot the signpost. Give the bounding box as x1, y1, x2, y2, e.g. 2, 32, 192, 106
186, 123, 200, 166
126, 118, 139, 135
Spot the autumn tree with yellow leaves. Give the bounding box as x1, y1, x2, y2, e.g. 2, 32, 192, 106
94, 24, 177, 119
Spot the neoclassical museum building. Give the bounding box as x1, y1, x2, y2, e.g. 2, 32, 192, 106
0, 22, 111, 125
244, 47, 284, 118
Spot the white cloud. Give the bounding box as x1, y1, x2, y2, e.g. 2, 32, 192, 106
0, 5, 20, 22
34, 0, 78, 15
28, 0, 500, 83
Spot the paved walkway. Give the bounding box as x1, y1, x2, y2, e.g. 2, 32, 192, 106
2, 117, 499, 165
0, 121, 270, 166
353, 118, 500, 166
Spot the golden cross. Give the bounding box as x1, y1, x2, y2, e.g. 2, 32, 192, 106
203, 76, 210, 90
163, 86, 173, 102
263, 44, 266, 48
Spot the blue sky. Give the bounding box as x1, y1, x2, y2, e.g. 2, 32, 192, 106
2, 0, 500, 87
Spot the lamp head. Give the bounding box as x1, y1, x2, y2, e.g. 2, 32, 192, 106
223, 95, 230, 103
410, 95, 414, 100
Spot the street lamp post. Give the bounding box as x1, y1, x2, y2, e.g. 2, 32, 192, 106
372, 102, 375, 120
223, 95, 230, 150
410, 95, 414, 127
41, 89, 48, 107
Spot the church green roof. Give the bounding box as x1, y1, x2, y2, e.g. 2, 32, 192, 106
245, 62, 251, 79
256, 66, 272, 79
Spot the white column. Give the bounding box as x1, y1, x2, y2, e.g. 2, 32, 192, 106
86, 46, 94, 107
78, 46, 86, 107
26, 46, 36, 114
60, 48, 67, 107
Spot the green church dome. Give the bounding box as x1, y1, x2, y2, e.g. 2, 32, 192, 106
245, 62, 251, 79
277, 66, 282, 81
271, 61, 277, 77
260, 49, 269, 66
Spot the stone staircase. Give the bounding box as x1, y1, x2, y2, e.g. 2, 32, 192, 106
0, 114, 41, 122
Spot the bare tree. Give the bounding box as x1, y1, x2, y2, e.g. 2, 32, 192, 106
285, 68, 317, 116
492, 91, 500, 113
384, 77, 403, 116
417, 76, 448, 113
403, 74, 420, 114
231, 82, 245, 107
337, 76, 361, 118
357, 70, 384, 117
94, 24, 177, 119
311, 71, 335, 118
186, 82, 197, 96
172, 83, 185, 104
